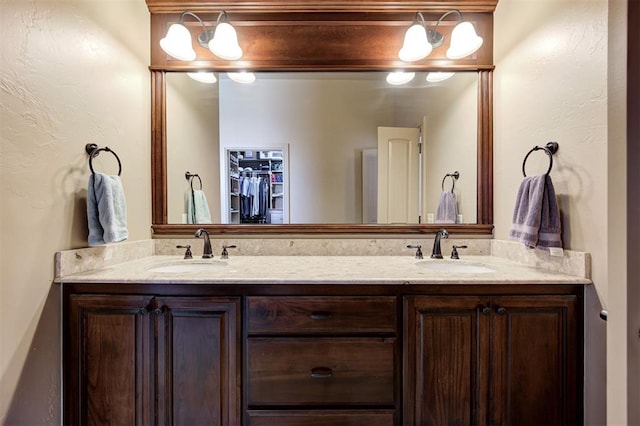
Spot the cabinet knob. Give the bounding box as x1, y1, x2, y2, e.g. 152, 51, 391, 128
309, 311, 333, 320
481, 306, 491, 315
497, 307, 507, 315
138, 308, 148, 316
310, 367, 333, 378
154, 308, 165, 316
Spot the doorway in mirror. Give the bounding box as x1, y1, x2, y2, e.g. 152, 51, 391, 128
224, 148, 289, 224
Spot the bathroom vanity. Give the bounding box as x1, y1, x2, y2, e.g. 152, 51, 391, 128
59, 249, 588, 425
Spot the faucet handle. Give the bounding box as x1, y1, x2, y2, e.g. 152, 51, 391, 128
450, 245, 468, 259
221, 245, 237, 259
407, 244, 423, 259
176, 245, 193, 260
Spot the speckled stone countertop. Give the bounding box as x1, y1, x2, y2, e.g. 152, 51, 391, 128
55, 252, 591, 285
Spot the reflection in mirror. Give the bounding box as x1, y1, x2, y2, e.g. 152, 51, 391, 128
166, 72, 477, 225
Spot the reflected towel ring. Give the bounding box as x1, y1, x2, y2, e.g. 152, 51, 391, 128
185, 171, 203, 190
85, 143, 122, 176
441, 171, 460, 193
522, 141, 559, 177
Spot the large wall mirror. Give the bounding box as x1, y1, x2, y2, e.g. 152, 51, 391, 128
166, 71, 479, 225
148, 2, 495, 235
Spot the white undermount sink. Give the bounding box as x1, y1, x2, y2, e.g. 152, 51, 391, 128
416, 261, 496, 273
147, 260, 227, 273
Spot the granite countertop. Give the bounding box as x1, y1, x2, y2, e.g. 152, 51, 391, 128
56, 254, 592, 285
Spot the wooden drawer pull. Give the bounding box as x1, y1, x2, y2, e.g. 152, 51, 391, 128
309, 366, 333, 378
309, 311, 333, 320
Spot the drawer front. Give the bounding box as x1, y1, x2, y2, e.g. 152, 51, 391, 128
246, 410, 395, 426
247, 296, 396, 334
247, 337, 396, 406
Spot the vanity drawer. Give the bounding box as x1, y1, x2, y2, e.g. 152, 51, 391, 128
247, 296, 396, 334
245, 409, 395, 426
247, 337, 396, 406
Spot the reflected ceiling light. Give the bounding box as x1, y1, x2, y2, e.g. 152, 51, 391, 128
160, 11, 242, 61
187, 72, 218, 84
227, 72, 256, 84
386, 71, 415, 85
398, 10, 483, 62
426, 71, 455, 82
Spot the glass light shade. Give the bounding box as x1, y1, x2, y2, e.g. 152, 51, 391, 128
227, 72, 256, 84
160, 23, 197, 61
426, 72, 455, 83
398, 24, 432, 62
209, 22, 243, 60
386, 71, 415, 86
446, 21, 483, 59
187, 72, 217, 84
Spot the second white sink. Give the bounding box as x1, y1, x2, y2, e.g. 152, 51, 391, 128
148, 260, 227, 273
417, 261, 496, 273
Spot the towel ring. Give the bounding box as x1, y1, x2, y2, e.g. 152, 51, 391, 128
522, 141, 559, 177
85, 143, 122, 176
185, 171, 203, 190
441, 171, 460, 193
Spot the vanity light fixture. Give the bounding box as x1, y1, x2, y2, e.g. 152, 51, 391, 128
386, 71, 415, 85
160, 11, 243, 61
227, 71, 256, 84
398, 10, 483, 62
187, 71, 218, 84
426, 71, 455, 82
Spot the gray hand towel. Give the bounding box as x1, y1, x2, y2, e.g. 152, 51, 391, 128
87, 173, 128, 247
436, 191, 458, 224
509, 174, 562, 250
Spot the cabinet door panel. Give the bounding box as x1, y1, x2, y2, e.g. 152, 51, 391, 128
490, 296, 579, 426
156, 297, 240, 426
404, 296, 490, 426
66, 295, 153, 426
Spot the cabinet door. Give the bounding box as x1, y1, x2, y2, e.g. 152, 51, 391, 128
404, 296, 490, 426
490, 295, 580, 426
156, 297, 240, 426
66, 294, 154, 426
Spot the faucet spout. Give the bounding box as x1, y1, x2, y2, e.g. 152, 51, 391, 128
195, 228, 214, 258
431, 228, 449, 259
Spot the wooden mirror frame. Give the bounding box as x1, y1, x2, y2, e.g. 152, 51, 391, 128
147, 1, 496, 236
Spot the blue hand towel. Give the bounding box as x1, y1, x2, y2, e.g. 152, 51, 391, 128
509, 174, 562, 250
436, 191, 458, 223
87, 173, 128, 247
185, 189, 212, 224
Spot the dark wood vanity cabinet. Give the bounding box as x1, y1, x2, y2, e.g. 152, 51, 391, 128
404, 295, 580, 426
65, 294, 240, 426
64, 285, 582, 425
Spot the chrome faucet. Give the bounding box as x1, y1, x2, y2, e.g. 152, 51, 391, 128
431, 229, 449, 259
194, 228, 213, 258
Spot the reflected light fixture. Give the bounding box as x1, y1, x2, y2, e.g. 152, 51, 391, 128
386, 71, 415, 85
426, 71, 455, 82
398, 10, 483, 62
187, 72, 218, 84
227, 72, 256, 84
160, 11, 242, 61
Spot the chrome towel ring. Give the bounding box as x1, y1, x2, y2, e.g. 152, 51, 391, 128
522, 141, 559, 177
85, 143, 122, 176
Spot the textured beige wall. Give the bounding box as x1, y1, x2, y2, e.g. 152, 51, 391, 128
493, 0, 609, 423
0, 0, 150, 423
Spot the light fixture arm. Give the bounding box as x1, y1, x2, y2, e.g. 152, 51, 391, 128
178, 11, 215, 48
427, 9, 463, 48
